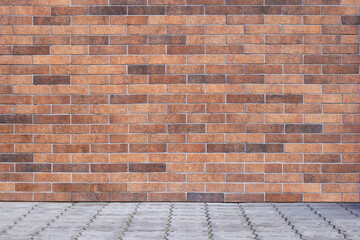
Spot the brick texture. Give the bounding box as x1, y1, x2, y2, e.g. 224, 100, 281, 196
0, 0, 359, 203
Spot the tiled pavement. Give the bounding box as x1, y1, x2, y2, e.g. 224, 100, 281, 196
0, 203, 359, 240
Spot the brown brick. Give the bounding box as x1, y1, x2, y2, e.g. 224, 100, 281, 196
33, 115, 70, 124
266, 95, 303, 103
72, 36, 109, 46
168, 46, 205, 55
51, 6, 88, 15
168, 124, 205, 133
130, 144, 166, 153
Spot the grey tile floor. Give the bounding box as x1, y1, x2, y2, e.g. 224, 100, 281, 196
0, 202, 359, 240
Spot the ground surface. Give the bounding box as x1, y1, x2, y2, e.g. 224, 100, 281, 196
0, 202, 359, 240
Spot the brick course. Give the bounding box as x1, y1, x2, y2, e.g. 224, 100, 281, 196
0, 0, 359, 202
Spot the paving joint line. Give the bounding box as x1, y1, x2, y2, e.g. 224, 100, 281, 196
118, 203, 141, 240
0, 203, 39, 237
204, 203, 214, 240
74, 203, 109, 240
163, 203, 173, 240
238, 204, 258, 240
271, 203, 304, 240
338, 204, 359, 218
31, 203, 76, 240
306, 204, 350, 240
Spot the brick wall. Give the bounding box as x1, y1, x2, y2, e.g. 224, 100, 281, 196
0, 0, 359, 203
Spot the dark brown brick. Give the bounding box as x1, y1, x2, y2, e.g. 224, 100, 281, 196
130, 144, 167, 153
304, 75, 341, 84
266, 95, 303, 103
91, 164, 128, 172
33, 76, 70, 85
72, 95, 108, 104
285, 124, 322, 133
266, 193, 302, 202
89, 6, 127, 15
266, 0, 302, 4
148, 36, 186, 45
53, 183, 90, 192
128, 6, 165, 15
304, 154, 341, 163
304, 134, 341, 143
0, 115, 32, 124
72, 36, 108, 45
304, 55, 342, 64
0, 154, 33, 163
51, 7, 88, 16
246, 144, 284, 153
342, 16, 360, 25
110, 95, 147, 104
166, 6, 204, 15
188, 75, 226, 84
168, 124, 205, 133
207, 144, 245, 153
33, 115, 70, 124
129, 163, 166, 172
13, 46, 49, 55
34, 17, 70, 25
227, 94, 265, 103
304, 174, 340, 183
128, 65, 165, 74
16, 164, 51, 172
110, 0, 146, 4
187, 193, 224, 202
244, 6, 282, 14
206, 6, 243, 15
168, 46, 205, 54
53, 164, 89, 172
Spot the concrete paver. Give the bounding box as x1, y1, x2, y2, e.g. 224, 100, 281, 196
0, 202, 358, 240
